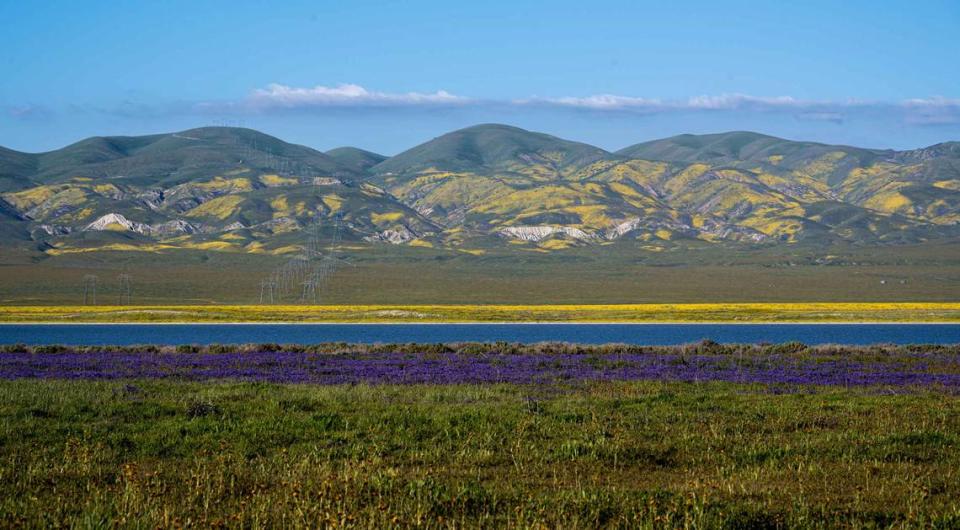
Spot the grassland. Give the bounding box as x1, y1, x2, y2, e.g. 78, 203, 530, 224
2, 238, 960, 306
1, 241, 958, 324
2, 302, 960, 323
0, 379, 957, 528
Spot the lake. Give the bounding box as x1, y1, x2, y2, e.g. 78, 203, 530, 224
1, 323, 959, 345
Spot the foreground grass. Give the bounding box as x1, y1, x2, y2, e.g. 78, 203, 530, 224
2, 302, 960, 323
1, 380, 958, 527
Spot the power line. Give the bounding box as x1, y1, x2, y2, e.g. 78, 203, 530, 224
82, 275, 98, 305
117, 273, 132, 305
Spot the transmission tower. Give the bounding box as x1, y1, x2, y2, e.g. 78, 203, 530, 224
318, 213, 345, 296
82, 275, 98, 305
117, 273, 132, 305
260, 278, 276, 304
301, 278, 319, 303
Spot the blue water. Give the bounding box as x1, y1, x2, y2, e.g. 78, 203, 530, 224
0, 324, 959, 346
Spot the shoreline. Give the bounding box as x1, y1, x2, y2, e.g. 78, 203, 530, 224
2, 320, 960, 325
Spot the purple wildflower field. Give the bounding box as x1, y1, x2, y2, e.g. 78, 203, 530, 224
3, 348, 960, 390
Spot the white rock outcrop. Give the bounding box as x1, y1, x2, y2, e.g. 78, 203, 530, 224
150, 219, 201, 236
85, 213, 151, 234
499, 225, 597, 242
364, 226, 416, 244
84, 213, 201, 236
312, 177, 342, 186
36, 224, 72, 236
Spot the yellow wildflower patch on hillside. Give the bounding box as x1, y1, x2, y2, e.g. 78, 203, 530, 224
934, 180, 960, 191
270, 245, 303, 255
864, 192, 912, 214
798, 151, 847, 179
565, 204, 613, 226
371, 211, 405, 224
259, 174, 299, 187
244, 241, 266, 253
539, 238, 575, 250
322, 194, 343, 212
663, 164, 710, 195
182, 241, 237, 251
745, 218, 801, 240
93, 184, 121, 196
185, 176, 253, 194
270, 196, 289, 217
3, 185, 65, 210
184, 194, 245, 220
59, 207, 95, 223
474, 185, 584, 214
46, 243, 176, 255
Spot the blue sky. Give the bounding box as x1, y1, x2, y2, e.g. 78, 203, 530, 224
2, 0, 958, 153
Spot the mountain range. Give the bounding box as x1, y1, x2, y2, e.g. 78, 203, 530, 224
2, 124, 959, 256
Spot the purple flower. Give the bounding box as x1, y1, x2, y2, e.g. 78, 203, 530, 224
1, 350, 959, 391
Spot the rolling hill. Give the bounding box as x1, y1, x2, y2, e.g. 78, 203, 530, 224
325, 147, 388, 173
371, 123, 613, 177
1, 124, 958, 258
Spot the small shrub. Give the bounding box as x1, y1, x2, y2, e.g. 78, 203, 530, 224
185, 399, 222, 418
32, 344, 69, 354
764, 341, 808, 355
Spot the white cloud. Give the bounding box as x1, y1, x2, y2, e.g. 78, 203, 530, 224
901, 97, 960, 125
684, 94, 801, 110
520, 93, 811, 111
80, 83, 960, 128
516, 94, 665, 110
902, 97, 960, 108
245, 83, 470, 109
512, 92, 960, 126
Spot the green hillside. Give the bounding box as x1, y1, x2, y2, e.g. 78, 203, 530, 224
616, 131, 884, 182
371, 123, 614, 177
325, 147, 387, 173
0, 124, 958, 260
21, 127, 359, 187
0, 128, 435, 256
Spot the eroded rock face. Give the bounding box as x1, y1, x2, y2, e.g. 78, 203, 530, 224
85, 213, 151, 234
312, 177, 342, 186
84, 213, 201, 236
607, 218, 647, 239
499, 225, 597, 242
150, 219, 202, 236
34, 224, 72, 237
499, 218, 770, 244
365, 226, 416, 244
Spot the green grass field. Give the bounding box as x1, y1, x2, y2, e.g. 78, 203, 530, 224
2, 240, 959, 306
1, 379, 958, 527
